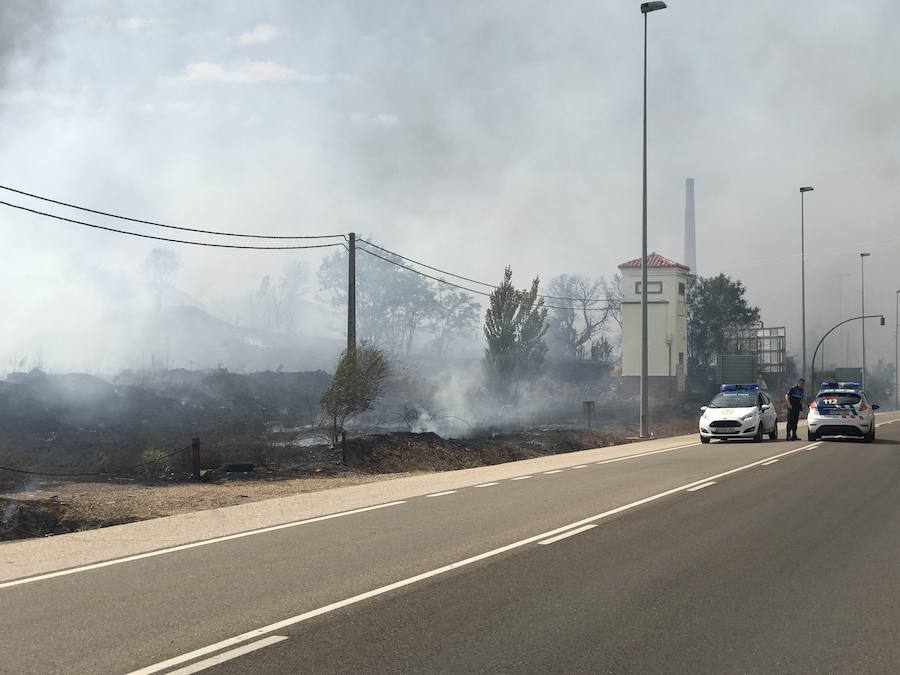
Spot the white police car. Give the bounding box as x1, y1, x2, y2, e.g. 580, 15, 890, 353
699, 384, 778, 443
807, 381, 879, 442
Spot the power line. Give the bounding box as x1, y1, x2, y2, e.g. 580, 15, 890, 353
0, 183, 344, 240
357, 238, 615, 305
0, 200, 346, 251
356, 245, 611, 312
357, 245, 493, 297
358, 238, 495, 288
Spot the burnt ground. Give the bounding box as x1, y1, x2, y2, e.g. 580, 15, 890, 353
0, 417, 696, 542
0, 368, 699, 541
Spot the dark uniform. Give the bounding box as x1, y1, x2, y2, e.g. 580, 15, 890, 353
786, 382, 805, 440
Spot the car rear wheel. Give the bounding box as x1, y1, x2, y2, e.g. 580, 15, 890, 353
864, 427, 875, 443
753, 425, 763, 443
768, 421, 778, 440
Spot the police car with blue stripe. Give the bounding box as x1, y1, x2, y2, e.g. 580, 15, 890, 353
807, 381, 879, 442
699, 384, 779, 443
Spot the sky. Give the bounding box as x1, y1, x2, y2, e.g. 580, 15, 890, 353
2, 0, 900, 373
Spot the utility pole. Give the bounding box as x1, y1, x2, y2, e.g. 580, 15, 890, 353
348, 232, 356, 354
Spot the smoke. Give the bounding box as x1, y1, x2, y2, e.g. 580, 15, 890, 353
0, 1, 56, 86
2, 2, 900, 377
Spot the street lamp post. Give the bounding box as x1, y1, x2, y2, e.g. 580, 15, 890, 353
639, 0, 667, 438
860, 252, 870, 387
895, 290, 899, 410
800, 187, 814, 382
811, 314, 885, 392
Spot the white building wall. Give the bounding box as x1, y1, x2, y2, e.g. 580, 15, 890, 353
620, 266, 689, 378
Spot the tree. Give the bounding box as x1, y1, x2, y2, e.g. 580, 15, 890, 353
545, 274, 613, 360
687, 274, 761, 367
483, 266, 549, 393
320, 344, 389, 445
142, 248, 180, 309
601, 274, 624, 330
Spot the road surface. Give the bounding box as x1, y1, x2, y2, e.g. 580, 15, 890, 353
2, 415, 900, 674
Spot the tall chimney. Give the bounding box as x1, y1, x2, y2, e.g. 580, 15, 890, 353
684, 178, 696, 273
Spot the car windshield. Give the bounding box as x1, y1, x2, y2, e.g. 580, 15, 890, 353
708, 392, 756, 408
816, 392, 862, 406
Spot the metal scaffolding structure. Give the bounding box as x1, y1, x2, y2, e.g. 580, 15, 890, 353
720, 325, 787, 414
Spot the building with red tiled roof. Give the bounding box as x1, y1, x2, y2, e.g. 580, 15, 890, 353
618, 252, 689, 395
617, 252, 691, 271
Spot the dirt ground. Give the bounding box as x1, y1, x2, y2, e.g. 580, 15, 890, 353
0, 472, 414, 541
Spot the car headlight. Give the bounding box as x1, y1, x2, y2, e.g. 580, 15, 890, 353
741, 412, 756, 421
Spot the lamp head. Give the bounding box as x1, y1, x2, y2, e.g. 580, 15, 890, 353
641, 2, 667, 13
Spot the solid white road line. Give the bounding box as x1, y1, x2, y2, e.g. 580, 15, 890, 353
0, 501, 407, 592
537, 524, 597, 545
543, 470, 564, 475
686, 481, 716, 492
426, 491, 457, 498
572, 465, 588, 469
128, 441, 823, 675
761, 459, 779, 466
474, 482, 500, 488
164, 636, 288, 675
511, 476, 533, 481
596, 442, 700, 465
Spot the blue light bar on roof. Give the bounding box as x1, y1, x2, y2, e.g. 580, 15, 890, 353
839, 381, 863, 389
721, 383, 759, 391
821, 381, 838, 389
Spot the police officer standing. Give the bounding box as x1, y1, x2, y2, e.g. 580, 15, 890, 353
784, 377, 806, 440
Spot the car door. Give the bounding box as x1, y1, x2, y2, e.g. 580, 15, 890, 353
761, 393, 775, 431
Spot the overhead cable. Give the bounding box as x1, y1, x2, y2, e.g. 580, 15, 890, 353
356, 245, 608, 312
357, 238, 615, 305
0, 200, 345, 250
0, 183, 344, 240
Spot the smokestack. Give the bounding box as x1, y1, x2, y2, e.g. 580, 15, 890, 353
684, 178, 696, 273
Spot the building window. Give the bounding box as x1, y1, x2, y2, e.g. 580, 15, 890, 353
679, 352, 685, 365
635, 281, 663, 294
678, 282, 685, 296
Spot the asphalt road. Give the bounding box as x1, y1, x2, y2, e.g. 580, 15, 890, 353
3, 416, 900, 674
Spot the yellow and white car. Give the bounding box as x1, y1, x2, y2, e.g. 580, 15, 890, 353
699, 384, 778, 443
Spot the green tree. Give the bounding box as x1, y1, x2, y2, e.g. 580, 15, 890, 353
687, 274, 761, 367
320, 345, 389, 444
483, 267, 549, 393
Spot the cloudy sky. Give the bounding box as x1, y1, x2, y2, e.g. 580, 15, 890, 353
2, 0, 899, 372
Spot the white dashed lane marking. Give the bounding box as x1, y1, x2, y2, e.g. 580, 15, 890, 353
686, 481, 716, 492
426, 491, 457, 498
511, 476, 533, 481
543, 470, 564, 475
474, 482, 499, 488
537, 525, 597, 546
